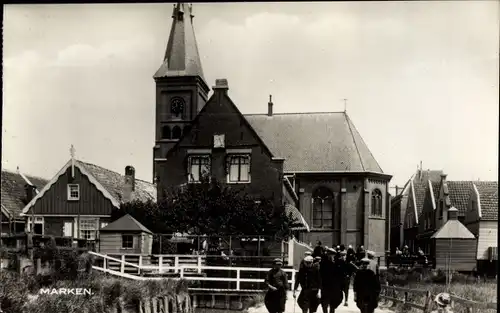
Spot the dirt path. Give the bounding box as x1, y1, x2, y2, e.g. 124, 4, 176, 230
248, 289, 395, 313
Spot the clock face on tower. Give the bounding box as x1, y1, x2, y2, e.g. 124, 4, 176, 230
170, 97, 185, 116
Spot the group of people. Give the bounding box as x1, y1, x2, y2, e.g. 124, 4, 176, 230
264, 241, 381, 313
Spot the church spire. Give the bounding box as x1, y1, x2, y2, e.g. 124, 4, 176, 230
154, 3, 206, 81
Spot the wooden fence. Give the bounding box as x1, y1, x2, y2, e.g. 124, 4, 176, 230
380, 282, 497, 313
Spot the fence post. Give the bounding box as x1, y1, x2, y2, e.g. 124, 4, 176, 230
180, 267, 184, 279
423, 290, 432, 313
103, 257, 107, 270
174, 257, 179, 274
236, 269, 241, 290
159, 255, 163, 273
138, 255, 143, 275
120, 255, 125, 273
291, 270, 296, 290
197, 256, 202, 274
403, 291, 410, 312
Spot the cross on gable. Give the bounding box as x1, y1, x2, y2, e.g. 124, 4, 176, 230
70, 145, 76, 158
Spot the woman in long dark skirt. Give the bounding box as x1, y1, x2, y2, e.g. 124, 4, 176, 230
264, 258, 289, 313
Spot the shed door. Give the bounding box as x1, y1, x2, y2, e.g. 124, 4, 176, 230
63, 221, 73, 237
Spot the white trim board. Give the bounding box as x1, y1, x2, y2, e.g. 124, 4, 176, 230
428, 180, 436, 210
21, 159, 121, 215
473, 183, 482, 219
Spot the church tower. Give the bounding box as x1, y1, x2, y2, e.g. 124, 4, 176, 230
153, 3, 210, 182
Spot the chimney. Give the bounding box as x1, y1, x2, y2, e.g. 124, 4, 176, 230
212, 79, 229, 95
123, 166, 135, 202
418, 161, 423, 180
24, 184, 36, 202
440, 173, 447, 182
447, 207, 458, 220
268, 95, 273, 116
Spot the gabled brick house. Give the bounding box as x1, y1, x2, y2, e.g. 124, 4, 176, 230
464, 181, 498, 272
153, 3, 392, 257
20, 158, 155, 241
1, 169, 48, 234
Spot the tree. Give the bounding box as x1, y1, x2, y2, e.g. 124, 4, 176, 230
114, 177, 293, 240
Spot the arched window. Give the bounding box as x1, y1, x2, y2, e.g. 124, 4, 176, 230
172, 126, 182, 139
371, 189, 383, 216
183, 125, 191, 136
312, 187, 334, 229
161, 126, 171, 139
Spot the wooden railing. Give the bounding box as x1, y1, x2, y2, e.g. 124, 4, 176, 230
380, 282, 497, 312
89, 251, 296, 291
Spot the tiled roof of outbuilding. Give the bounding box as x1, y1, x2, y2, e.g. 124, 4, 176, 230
447, 181, 475, 216
475, 181, 498, 220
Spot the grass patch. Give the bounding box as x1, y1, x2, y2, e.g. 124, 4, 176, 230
380, 268, 497, 313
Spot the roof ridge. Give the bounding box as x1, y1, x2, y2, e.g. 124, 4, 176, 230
345, 113, 384, 173
244, 111, 345, 116
344, 113, 365, 171
1, 169, 48, 181
77, 160, 154, 186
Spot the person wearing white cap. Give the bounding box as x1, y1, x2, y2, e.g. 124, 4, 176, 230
431, 293, 453, 313
366, 250, 379, 276
264, 258, 288, 313
293, 255, 321, 313
353, 258, 381, 313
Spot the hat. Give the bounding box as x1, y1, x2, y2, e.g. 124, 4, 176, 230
314, 256, 322, 260
326, 247, 336, 254
273, 258, 283, 265
304, 251, 312, 256
434, 293, 451, 307
304, 256, 314, 262
367, 250, 376, 258
360, 257, 371, 264
348, 245, 353, 249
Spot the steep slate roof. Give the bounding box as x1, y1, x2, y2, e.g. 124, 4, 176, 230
100, 214, 152, 234
447, 181, 475, 216
245, 112, 383, 173
431, 181, 441, 204
1, 170, 48, 219
79, 161, 156, 203
411, 170, 443, 215
475, 181, 498, 221
154, 3, 205, 80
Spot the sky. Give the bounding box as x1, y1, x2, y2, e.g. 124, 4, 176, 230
2, 2, 499, 190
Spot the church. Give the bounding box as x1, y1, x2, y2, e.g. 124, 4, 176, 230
152, 3, 392, 257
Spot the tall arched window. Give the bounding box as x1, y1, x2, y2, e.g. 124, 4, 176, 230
371, 189, 383, 216
172, 126, 182, 139
312, 187, 334, 228
161, 126, 171, 139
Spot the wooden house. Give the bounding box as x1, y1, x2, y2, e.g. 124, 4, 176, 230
435, 176, 475, 228
1, 169, 48, 234
431, 207, 476, 272
99, 214, 153, 255
20, 154, 155, 243
402, 167, 443, 252
464, 181, 498, 274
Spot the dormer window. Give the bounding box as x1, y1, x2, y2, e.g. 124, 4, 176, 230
67, 184, 80, 201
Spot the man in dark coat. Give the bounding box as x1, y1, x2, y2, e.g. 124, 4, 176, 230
319, 248, 344, 313
353, 258, 381, 313
293, 256, 321, 313
337, 250, 358, 306
264, 258, 289, 313
313, 241, 324, 258
346, 245, 356, 264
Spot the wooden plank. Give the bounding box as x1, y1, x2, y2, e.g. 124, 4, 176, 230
379, 295, 426, 310
450, 295, 497, 310
381, 285, 428, 295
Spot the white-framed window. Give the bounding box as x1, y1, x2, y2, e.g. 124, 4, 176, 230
26, 217, 44, 235
188, 155, 211, 183
122, 235, 134, 249
67, 184, 80, 201
63, 221, 73, 237
79, 218, 98, 240
227, 154, 251, 183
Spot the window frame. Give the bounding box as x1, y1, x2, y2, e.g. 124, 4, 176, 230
312, 187, 334, 229
79, 218, 98, 240
67, 184, 80, 201
370, 189, 383, 216
187, 154, 211, 183
26, 216, 44, 235
226, 154, 251, 184
122, 234, 134, 249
